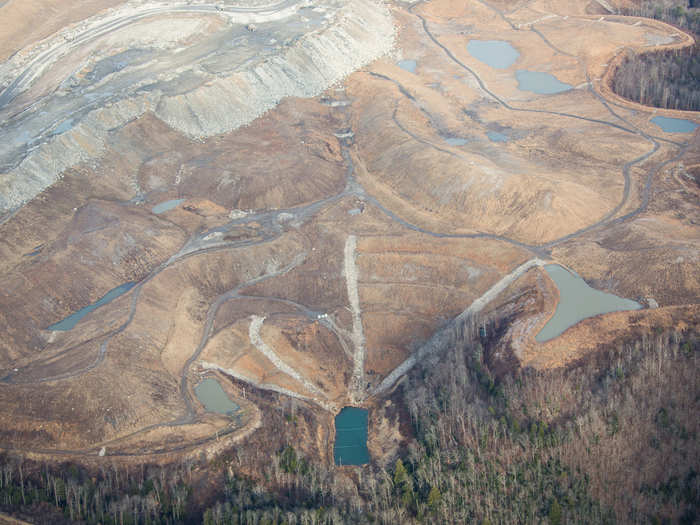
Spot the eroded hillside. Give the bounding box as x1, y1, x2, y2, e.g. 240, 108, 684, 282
0, 0, 697, 472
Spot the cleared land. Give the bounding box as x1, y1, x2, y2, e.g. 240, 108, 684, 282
0, 0, 697, 463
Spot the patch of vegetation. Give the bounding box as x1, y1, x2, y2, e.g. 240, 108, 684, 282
0, 459, 195, 524
620, 1, 700, 35
611, 1, 700, 111
0, 330, 697, 524
612, 44, 700, 111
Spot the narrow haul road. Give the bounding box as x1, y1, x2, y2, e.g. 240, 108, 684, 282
1, 0, 694, 457
377, 0, 692, 252
0, 140, 364, 456
363, 0, 694, 395
0, 252, 308, 458
373, 258, 548, 395
176, 253, 309, 423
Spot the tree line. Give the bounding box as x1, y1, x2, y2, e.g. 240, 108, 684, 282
611, 1, 700, 111
612, 44, 700, 111
0, 459, 195, 524
619, 2, 700, 35
0, 322, 697, 524
202, 323, 698, 524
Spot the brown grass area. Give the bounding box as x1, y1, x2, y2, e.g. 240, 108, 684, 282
0, 0, 697, 464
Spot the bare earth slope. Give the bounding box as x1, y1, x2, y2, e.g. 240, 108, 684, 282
0, 0, 697, 462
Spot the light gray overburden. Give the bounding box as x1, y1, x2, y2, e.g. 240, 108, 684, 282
0, 0, 395, 215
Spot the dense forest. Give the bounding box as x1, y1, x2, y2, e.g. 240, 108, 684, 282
611, 1, 700, 111
612, 44, 700, 111
1, 320, 697, 524
619, 2, 700, 35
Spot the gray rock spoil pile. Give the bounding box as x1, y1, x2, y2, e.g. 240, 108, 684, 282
0, 0, 394, 215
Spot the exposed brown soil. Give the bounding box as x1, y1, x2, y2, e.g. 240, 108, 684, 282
0, 0, 697, 466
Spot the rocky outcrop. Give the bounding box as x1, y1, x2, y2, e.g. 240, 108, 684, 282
0, 94, 156, 214
156, 0, 395, 138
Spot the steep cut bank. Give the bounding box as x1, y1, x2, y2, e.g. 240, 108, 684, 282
155, 0, 395, 138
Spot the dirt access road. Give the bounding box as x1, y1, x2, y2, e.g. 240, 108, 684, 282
0, 0, 697, 461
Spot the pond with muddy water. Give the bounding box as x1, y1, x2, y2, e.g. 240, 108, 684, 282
537, 265, 642, 342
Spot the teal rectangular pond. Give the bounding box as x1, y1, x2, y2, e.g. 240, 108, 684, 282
536, 265, 642, 343
47, 282, 137, 331
194, 378, 239, 416
334, 407, 369, 466
651, 116, 698, 134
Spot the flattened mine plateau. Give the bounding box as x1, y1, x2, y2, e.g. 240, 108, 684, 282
0, 0, 697, 465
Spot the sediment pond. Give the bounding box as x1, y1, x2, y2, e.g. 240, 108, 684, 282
334, 407, 369, 466
194, 378, 239, 416
397, 59, 417, 73
536, 265, 642, 343
444, 136, 469, 146
516, 70, 571, 94
152, 199, 185, 214
651, 116, 698, 134
487, 130, 509, 142
467, 40, 519, 69
48, 282, 137, 331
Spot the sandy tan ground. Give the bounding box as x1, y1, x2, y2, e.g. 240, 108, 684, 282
0, 0, 697, 463
0, 0, 126, 61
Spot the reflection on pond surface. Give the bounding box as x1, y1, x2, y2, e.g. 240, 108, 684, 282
536, 265, 642, 343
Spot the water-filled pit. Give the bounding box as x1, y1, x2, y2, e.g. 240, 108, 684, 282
516, 70, 571, 95
194, 377, 240, 416
651, 116, 698, 134
397, 59, 417, 73
536, 265, 642, 342
334, 407, 369, 465
467, 40, 519, 69
487, 130, 509, 142
48, 282, 137, 331
444, 136, 469, 146
152, 199, 185, 214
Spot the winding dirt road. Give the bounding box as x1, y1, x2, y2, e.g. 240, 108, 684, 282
0, 0, 695, 459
